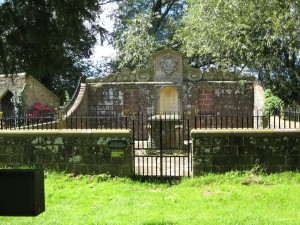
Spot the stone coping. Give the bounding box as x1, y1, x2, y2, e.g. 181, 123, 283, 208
148, 114, 181, 120
0, 129, 131, 137
88, 81, 253, 85
191, 129, 300, 137
65, 83, 86, 116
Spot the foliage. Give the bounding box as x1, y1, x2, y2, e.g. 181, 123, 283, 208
177, 0, 300, 104
263, 89, 284, 115
238, 79, 248, 93
262, 89, 284, 127
0, 0, 107, 102
110, 0, 186, 71
113, 12, 161, 71
12, 84, 26, 115
62, 90, 70, 108
0, 171, 300, 224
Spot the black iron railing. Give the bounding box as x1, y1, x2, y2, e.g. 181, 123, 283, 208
0, 113, 58, 130
0, 109, 299, 130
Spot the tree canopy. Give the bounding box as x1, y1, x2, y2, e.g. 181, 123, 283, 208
111, 0, 186, 71
177, 0, 300, 104
1, 0, 300, 105
0, 0, 106, 102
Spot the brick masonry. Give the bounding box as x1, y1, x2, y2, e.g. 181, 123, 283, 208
124, 89, 140, 115
198, 89, 215, 113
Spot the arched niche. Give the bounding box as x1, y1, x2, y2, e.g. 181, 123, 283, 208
159, 86, 180, 114
0, 90, 14, 116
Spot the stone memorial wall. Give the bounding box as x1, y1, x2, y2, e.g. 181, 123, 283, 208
73, 49, 255, 127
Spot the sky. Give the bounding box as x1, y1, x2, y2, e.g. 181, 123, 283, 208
90, 2, 117, 60
92, 42, 116, 59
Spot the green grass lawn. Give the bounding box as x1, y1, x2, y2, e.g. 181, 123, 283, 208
1, 171, 300, 225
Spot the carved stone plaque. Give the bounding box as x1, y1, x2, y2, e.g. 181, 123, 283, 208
154, 49, 183, 82
160, 53, 177, 75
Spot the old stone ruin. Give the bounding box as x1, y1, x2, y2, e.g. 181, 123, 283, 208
0, 49, 298, 176
69, 48, 257, 128
0, 73, 60, 116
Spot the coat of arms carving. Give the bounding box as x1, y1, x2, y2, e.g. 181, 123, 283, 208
160, 53, 177, 75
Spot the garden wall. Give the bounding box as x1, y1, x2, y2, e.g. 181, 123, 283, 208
0, 130, 132, 176
191, 129, 300, 175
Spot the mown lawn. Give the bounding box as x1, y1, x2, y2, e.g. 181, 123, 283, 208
1, 171, 300, 225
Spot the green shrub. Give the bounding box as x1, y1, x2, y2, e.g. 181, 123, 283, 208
262, 89, 284, 127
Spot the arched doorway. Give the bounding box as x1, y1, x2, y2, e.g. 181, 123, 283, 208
159, 86, 180, 114
1, 91, 14, 116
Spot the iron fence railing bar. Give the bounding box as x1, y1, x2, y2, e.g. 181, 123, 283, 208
142, 156, 145, 176
0, 109, 299, 130
141, 113, 144, 148
199, 111, 201, 129
178, 157, 181, 177
297, 109, 300, 128
241, 110, 244, 129
132, 118, 136, 175
225, 110, 227, 128
187, 116, 190, 177
210, 112, 213, 128
220, 111, 223, 129
215, 110, 217, 129
76, 111, 78, 130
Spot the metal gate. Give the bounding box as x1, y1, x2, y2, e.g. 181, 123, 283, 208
132, 114, 193, 178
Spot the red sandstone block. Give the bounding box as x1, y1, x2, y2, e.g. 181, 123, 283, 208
199, 105, 210, 110
206, 94, 214, 99
203, 90, 214, 94
204, 100, 214, 105
199, 94, 208, 99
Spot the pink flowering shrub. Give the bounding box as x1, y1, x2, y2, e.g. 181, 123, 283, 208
27, 102, 54, 123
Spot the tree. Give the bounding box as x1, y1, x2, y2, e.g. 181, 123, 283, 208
0, 0, 107, 102
110, 0, 186, 71
177, 0, 300, 104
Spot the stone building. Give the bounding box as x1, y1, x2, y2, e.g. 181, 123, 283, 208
0, 73, 60, 115
70, 49, 255, 129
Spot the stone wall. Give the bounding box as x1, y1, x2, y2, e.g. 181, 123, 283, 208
191, 129, 300, 175
62, 80, 254, 132
0, 73, 60, 113
66, 49, 255, 131
85, 81, 254, 118
23, 76, 60, 111
0, 130, 132, 176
